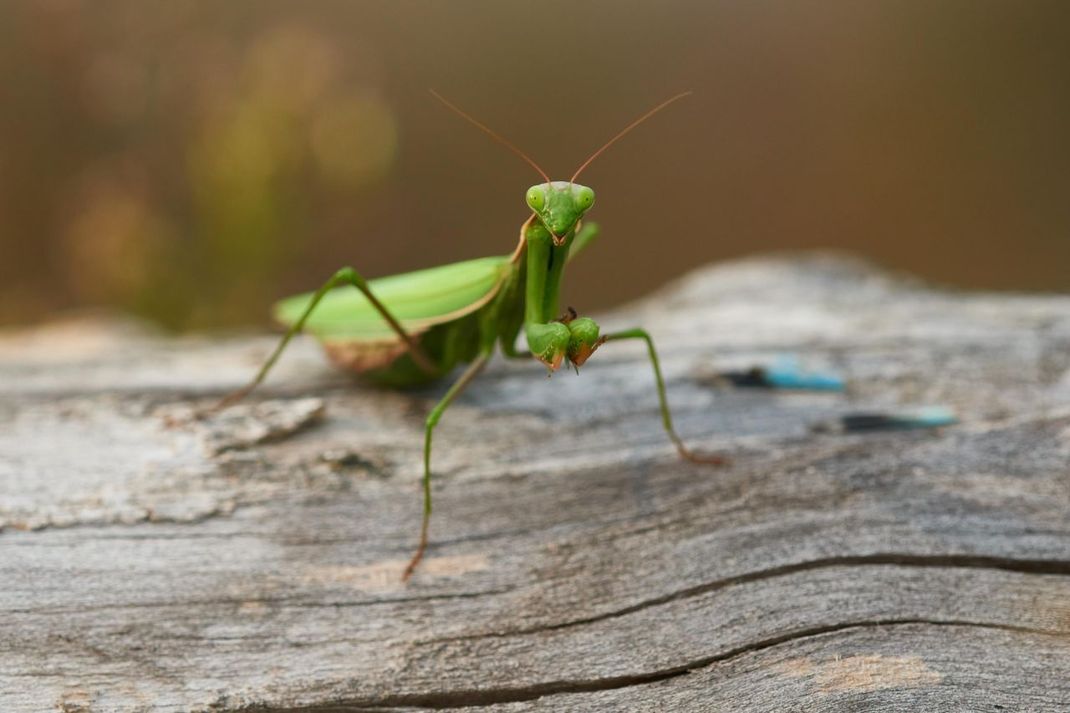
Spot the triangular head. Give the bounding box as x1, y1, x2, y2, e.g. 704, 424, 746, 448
525, 181, 595, 245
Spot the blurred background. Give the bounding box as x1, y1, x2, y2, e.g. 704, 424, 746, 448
1, 0, 1067, 332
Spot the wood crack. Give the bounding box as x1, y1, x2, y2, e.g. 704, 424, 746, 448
435, 553, 1070, 642
237, 619, 1065, 711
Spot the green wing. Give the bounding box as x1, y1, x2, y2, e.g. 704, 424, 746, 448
274, 256, 511, 341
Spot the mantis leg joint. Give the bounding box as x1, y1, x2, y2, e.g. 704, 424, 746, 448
334, 267, 367, 289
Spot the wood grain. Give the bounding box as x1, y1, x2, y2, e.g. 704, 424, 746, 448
1, 255, 1068, 712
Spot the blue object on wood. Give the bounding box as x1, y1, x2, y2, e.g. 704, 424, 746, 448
816, 406, 959, 433
719, 357, 846, 391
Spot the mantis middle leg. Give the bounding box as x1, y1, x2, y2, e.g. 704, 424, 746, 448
403, 349, 492, 581
215, 266, 436, 410
602, 328, 726, 465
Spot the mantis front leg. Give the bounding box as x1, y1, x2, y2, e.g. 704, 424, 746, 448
509, 220, 600, 364
602, 328, 726, 465
522, 222, 575, 370
403, 349, 492, 581
215, 266, 436, 410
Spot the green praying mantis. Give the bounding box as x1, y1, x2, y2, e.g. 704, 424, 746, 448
216, 90, 725, 580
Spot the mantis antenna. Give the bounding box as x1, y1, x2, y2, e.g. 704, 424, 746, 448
430, 89, 552, 184
570, 91, 693, 182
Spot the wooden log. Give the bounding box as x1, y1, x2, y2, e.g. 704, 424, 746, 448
1, 255, 1068, 712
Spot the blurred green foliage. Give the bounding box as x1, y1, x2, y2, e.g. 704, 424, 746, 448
1, 1, 1067, 332
0, 3, 397, 330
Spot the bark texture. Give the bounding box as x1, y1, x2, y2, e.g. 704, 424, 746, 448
2, 255, 1069, 712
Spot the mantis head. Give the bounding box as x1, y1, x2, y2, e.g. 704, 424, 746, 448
525, 181, 595, 245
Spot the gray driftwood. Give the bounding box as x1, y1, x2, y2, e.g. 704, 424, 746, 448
2, 255, 1069, 712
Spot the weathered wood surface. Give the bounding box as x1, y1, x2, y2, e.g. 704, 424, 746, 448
1, 255, 1069, 712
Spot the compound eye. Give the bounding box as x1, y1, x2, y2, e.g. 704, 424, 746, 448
526, 187, 545, 211
576, 186, 595, 209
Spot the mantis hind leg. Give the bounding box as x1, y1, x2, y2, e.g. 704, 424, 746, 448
214, 266, 436, 410
602, 328, 727, 465
403, 349, 492, 581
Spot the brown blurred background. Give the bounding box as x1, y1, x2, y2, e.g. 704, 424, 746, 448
1, 0, 1067, 331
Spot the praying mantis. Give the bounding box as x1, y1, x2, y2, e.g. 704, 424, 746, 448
217, 91, 725, 580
